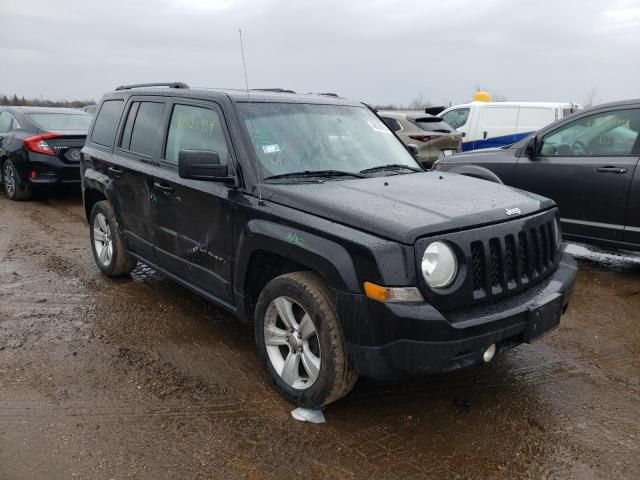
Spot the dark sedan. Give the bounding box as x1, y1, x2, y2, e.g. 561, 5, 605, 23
0, 106, 92, 200
434, 99, 640, 251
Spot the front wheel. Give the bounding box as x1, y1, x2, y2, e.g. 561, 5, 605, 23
254, 272, 358, 408
89, 200, 137, 276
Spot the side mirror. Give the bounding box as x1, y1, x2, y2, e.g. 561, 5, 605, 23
407, 144, 419, 156
524, 137, 537, 159
178, 150, 233, 182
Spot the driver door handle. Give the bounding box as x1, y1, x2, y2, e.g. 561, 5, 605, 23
597, 166, 627, 174
108, 166, 124, 177
153, 181, 175, 193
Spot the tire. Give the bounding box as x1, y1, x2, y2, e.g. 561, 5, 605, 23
89, 200, 137, 276
3, 159, 32, 200
254, 271, 358, 408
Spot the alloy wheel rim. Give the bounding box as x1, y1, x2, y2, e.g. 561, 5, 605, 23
264, 296, 321, 390
4, 165, 15, 196
93, 212, 113, 267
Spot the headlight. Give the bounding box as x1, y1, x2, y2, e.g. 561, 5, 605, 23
552, 217, 562, 250
421, 241, 458, 288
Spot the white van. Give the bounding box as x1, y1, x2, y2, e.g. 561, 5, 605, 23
439, 101, 582, 151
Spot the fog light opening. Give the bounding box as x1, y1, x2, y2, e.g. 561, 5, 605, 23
483, 343, 496, 363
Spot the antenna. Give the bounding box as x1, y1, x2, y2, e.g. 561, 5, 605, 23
239, 28, 264, 206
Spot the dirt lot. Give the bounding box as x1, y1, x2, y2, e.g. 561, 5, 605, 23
0, 192, 639, 479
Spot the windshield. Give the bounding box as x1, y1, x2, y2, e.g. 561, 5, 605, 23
27, 113, 92, 131
238, 103, 420, 179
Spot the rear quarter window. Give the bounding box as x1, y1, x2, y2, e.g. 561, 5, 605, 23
91, 100, 125, 147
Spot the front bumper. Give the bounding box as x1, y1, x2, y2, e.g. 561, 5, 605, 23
336, 251, 577, 381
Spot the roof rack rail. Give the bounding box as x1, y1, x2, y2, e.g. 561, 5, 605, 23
251, 88, 296, 94
309, 92, 339, 98
115, 82, 190, 91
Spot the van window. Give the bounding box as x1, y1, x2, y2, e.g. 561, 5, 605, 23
540, 109, 640, 157
129, 101, 165, 157
441, 108, 470, 129
516, 108, 555, 132
165, 104, 230, 165
91, 100, 124, 147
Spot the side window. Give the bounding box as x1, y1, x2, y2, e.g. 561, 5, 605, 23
0, 112, 13, 133
128, 101, 165, 156
164, 104, 230, 165
119, 101, 140, 150
91, 100, 125, 147
380, 116, 402, 132
441, 108, 470, 130
540, 109, 640, 157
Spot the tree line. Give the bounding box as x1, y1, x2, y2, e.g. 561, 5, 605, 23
0, 94, 95, 108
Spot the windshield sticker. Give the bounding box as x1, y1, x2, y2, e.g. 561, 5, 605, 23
367, 120, 391, 134
262, 144, 281, 154
286, 232, 303, 247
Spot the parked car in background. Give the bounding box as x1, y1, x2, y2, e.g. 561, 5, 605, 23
434, 99, 640, 251
81, 82, 576, 408
0, 106, 92, 200
81, 104, 98, 115
378, 111, 462, 166
439, 100, 582, 152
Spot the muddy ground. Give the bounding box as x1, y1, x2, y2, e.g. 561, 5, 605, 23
0, 191, 638, 480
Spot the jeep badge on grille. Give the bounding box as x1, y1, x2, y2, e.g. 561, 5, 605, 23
505, 207, 522, 216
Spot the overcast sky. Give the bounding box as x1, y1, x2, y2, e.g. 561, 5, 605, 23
1, 0, 639, 106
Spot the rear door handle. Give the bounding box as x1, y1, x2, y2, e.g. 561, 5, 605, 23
108, 166, 124, 177
597, 166, 627, 174
153, 181, 175, 193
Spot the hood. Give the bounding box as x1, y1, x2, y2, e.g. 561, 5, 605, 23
263, 171, 554, 244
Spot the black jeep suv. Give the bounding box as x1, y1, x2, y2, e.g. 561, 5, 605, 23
81, 83, 577, 408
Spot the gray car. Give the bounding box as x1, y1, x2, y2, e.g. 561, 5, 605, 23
378, 111, 462, 166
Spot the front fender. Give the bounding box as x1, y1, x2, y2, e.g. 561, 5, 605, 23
234, 219, 359, 294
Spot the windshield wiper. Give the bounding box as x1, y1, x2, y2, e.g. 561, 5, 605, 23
264, 169, 366, 181
359, 164, 423, 174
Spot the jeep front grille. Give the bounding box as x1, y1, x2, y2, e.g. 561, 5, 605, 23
470, 220, 556, 299
416, 208, 560, 312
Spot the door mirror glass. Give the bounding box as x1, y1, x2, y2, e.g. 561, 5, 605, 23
178, 150, 232, 182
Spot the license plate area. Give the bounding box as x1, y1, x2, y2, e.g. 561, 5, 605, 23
524, 293, 563, 343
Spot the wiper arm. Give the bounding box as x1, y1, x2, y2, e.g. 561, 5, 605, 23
359, 163, 423, 174
264, 169, 366, 181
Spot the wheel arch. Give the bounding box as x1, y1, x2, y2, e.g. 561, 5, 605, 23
446, 164, 504, 184
234, 219, 359, 324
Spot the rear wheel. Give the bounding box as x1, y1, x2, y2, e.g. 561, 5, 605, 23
3, 160, 32, 200
89, 200, 137, 276
255, 271, 358, 408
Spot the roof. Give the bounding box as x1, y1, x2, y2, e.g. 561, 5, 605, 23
377, 110, 439, 120
103, 86, 364, 107
2, 106, 92, 115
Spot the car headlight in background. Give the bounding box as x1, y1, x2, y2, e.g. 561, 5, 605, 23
421, 241, 458, 288
553, 217, 562, 250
